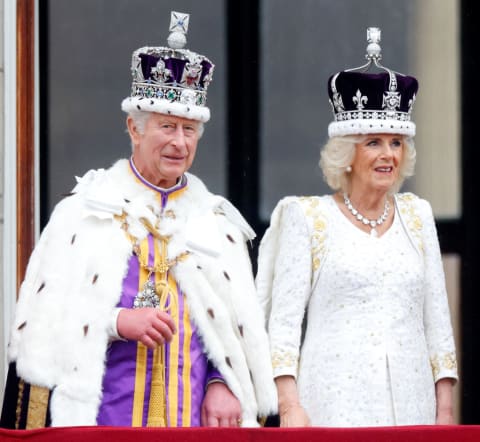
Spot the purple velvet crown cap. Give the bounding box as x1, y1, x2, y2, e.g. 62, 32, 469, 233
327, 70, 419, 138
328, 71, 418, 114
138, 52, 214, 91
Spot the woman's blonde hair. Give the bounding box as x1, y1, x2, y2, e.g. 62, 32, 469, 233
319, 134, 416, 194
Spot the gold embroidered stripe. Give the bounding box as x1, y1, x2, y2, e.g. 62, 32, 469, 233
181, 296, 193, 427
166, 274, 180, 427
131, 238, 150, 427
26, 385, 49, 429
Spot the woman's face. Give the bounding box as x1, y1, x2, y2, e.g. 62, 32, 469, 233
350, 133, 404, 194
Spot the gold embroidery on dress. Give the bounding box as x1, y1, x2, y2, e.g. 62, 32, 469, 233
272, 350, 299, 371
397, 193, 424, 253
430, 352, 457, 379
299, 197, 328, 279
430, 356, 440, 379
443, 352, 457, 370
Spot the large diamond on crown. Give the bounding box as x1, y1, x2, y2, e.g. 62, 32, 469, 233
180, 89, 196, 104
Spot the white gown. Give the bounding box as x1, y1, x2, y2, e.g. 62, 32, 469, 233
257, 194, 458, 427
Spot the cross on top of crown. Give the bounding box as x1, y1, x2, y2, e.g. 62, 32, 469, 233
170, 11, 190, 35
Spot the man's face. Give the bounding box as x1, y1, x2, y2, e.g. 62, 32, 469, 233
128, 113, 200, 188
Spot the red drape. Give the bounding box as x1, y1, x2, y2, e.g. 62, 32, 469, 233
1, 426, 480, 442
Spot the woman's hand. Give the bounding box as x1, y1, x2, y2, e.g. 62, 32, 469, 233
279, 402, 311, 427
435, 378, 455, 425
275, 375, 311, 427
201, 382, 242, 427
436, 408, 454, 425
116, 307, 176, 349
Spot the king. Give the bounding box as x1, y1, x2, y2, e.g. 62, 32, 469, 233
1, 11, 277, 429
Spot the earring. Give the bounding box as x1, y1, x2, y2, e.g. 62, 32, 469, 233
346, 165, 352, 173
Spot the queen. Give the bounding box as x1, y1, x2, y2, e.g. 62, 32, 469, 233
256, 27, 458, 427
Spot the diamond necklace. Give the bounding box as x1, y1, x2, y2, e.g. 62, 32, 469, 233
343, 192, 390, 237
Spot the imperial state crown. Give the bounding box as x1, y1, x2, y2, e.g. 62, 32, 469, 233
121, 11, 215, 122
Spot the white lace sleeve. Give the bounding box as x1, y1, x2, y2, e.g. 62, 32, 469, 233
420, 199, 458, 382
268, 200, 312, 379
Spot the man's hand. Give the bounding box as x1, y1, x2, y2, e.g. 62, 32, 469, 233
117, 308, 176, 349
201, 382, 242, 427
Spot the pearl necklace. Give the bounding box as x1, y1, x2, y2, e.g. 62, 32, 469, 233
343, 192, 390, 237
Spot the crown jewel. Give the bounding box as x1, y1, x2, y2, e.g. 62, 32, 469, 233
366, 27, 382, 62
327, 27, 418, 137
121, 11, 215, 122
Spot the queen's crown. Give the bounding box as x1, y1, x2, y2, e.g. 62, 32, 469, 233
327, 27, 418, 137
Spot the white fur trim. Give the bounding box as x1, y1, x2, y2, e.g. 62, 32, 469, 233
185, 211, 222, 258
328, 119, 416, 137
121, 97, 210, 122
211, 196, 256, 241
